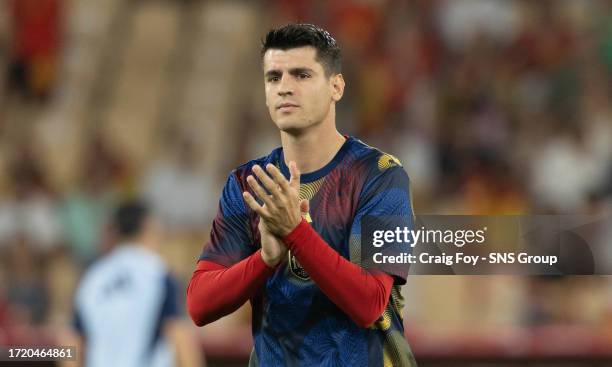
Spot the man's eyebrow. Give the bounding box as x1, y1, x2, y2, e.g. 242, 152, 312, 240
265, 70, 282, 78
264, 67, 316, 78
289, 67, 315, 75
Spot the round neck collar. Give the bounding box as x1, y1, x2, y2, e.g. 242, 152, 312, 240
278, 136, 352, 183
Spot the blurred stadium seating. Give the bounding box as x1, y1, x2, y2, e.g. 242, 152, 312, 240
1, 0, 612, 366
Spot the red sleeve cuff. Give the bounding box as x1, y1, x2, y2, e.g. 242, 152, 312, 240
282, 218, 311, 249
254, 249, 281, 272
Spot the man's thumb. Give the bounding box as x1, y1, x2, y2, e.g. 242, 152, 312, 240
299, 199, 309, 214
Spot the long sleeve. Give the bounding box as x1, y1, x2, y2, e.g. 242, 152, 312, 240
187, 250, 275, 326
283, 219, 394, 328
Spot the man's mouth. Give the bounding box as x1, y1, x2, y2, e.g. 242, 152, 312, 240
277, 103, 300, 111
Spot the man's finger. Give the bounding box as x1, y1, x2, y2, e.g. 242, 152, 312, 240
266, 164, 291, 192
247, 175, 276, 209
253, 165, 282, 198
299, 199, 309, 214
242, 191, 267, 216
288, 161, 300, 188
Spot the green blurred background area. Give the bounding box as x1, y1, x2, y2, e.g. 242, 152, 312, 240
1, 0, 612, 366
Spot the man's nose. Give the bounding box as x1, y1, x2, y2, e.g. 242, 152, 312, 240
277, 75, 294, 96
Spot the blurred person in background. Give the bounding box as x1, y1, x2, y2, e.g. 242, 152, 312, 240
188, 23, 417, 366
0, 149, 62, 252
141, 131, 215, 235
60, 136, 120, 265
3, 234, 48, 326
70, 200, 203, 367
6, 0, 62, 100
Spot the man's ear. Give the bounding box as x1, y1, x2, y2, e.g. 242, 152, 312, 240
331, 73, 345, 102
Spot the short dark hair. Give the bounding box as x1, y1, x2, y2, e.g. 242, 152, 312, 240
261, 23, 341, 76
114, 200, 149, 238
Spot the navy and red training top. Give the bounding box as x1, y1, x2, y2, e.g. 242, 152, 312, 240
188, 136, 417, 367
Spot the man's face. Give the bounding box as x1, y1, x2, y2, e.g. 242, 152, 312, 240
263, 46, 341, 133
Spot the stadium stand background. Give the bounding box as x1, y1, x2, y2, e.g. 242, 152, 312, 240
1, 0, 612, 365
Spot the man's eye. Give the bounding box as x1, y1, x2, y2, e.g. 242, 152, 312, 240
268, 76, 280, 82
298, 73, 310, 79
